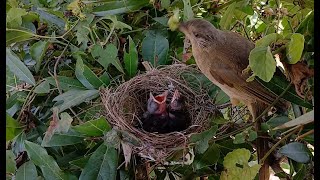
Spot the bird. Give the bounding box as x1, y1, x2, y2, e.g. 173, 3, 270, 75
167, 89, 189, 131
141, 90, 170, 133
178, 19, 288, 180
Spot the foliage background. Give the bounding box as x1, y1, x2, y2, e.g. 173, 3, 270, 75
6, 0, 314, 179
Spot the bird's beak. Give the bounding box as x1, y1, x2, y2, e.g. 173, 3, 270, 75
171, 89, 180, 103
152, 90, 168, 104
178, 22, 187, 33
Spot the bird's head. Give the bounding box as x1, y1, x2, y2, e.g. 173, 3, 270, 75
147, 90, 169, 115
179, 19, 218, 48
170, 89, 184, 111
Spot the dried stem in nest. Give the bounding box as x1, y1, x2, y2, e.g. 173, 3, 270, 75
100, 64, 221, 161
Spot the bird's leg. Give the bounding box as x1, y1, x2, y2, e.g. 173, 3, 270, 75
247, 102, 270, 180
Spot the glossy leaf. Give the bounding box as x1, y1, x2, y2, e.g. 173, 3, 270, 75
279, 142, 310, 163
42, 131, 84, 147
193, 144, 220, 170
6, 113, 23, 141
256, 75, 313, 109
256, 33, 283, 47
25, 140, 68, 180
273, 110, 313, 130
286, 33, 305, 64
6, 7, 27, 28
52, 89, 99, 112
91, 44, 124, 73
190, 125, 218, 154
73, 117, 111, 137
6, 48, 36, 86
75, 54, 104, 89
6, 150, 16, 174
249, 46, 276, 82
182, 0, 194, 21
16, 161, 38, 180
80, 143, 118, 180
124, 36, 138, 78
141, 30, 169, 66
6, 28, 34, 46
34, 80, 50, 94
92, 0, 149, 17
45, 76, 86, 91
30, 40, 49, 73
219, 2, 237, 30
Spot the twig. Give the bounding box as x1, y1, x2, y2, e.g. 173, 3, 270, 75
295, 129, 314, 141
260, 125, 301, 163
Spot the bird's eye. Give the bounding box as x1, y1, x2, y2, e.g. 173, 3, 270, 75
194, 32, 200, 38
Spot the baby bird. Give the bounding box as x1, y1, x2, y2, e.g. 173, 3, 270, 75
141, 90, 170, 133
168, 89, 188, 131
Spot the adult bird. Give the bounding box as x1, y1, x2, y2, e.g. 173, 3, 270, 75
142, 90, 170, 133
179, 19, 288, 180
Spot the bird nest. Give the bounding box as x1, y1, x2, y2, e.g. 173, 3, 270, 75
100, 63, 220, 162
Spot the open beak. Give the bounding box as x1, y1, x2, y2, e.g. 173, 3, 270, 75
171, 89, 180, 103
151, 90, 169, 104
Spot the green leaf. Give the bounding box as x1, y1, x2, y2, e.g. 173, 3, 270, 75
6, 48, 36, 86
141, 30, 169, 66
296, 11, 314, 36
53, 89, 99, 112
16, 161, 38, 180
279, 142, 310, 163
124, 36, 138, 78
6, 7, 27, 28
6, 113, 23, 141
220, 148, 261, 180
34, 9, 65, 29
247, 129, 257, 142
75, 14, 94, 46
100, 15, 132, 32
182, 0, 194, 21
219, 2, 237, 30
34, 80, 50, 94
91, 44, 124, 73
58, 112, 74, 133
161, 0, 170, 9
80, 143, 118, 180
92, 0, 149, 17
249, 46, 276, 82
286, 33, 305, 64
256, 75, 313, 109
69, 156, 90, 169
193, 144, 220, 170
6, 28, 34, 46
293, 164, 306, 180
42, 131, 84, 147
233, 133, 245, 144
30, 40, 49, 73
45, 76, 86, 91
99, 72, 111, 86
190, 125, 218, 154
73, 117, 111, 137
256, 33, 283, 47
6, 150, 16, 174
75, 54, 105, 89
25, 140, 69, 180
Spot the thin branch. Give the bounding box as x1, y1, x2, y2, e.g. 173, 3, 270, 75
260, 125, 301, 163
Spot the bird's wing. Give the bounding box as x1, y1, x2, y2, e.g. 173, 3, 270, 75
209, 63, 280, 106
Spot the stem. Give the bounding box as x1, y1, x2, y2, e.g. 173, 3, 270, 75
296, 129, 314, 141
260, 125, 301, 163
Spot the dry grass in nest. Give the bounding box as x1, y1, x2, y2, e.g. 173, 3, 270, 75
100, 63, 219, 162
